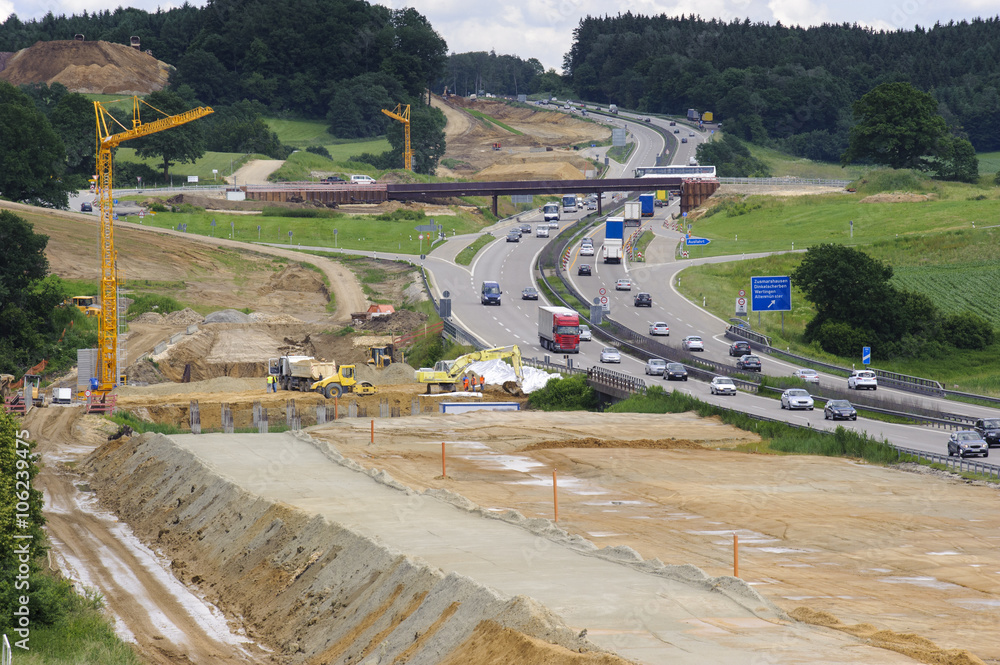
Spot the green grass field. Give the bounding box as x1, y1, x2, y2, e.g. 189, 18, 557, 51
263, 117, 390, 159
976, 150, 1000, 175
745, 144, 869, 180
113, 148, 256, 184
465, 109, 523, 135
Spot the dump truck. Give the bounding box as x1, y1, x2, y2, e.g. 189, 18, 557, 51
65, 296, 101, 317
538, 306, 580, 353
415, 345, 523, 394
269, 356, 338, 392
603, 217, 624, 264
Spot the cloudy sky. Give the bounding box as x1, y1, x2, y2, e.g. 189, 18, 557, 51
4, 0, 999, 71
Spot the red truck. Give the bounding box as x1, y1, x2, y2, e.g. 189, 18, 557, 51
538, 306, 580, 353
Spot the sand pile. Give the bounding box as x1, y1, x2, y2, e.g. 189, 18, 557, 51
260, 264, 329, 299
0, 40, 171, 94
165, 308, 204, 325
204, 309, 251, 324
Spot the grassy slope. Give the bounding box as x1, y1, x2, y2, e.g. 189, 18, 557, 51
746, 144, 869, 179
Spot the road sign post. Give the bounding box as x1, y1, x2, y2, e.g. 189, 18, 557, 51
862, 346, 871, 365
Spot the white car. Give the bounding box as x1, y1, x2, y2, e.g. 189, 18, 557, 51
549, 220, 560, 228
681, 335, 704, 351
781, 388, 814, 410
579, 324, 592, 341
580, 245, 594, 256
649, 322, 670, 336
645, 358, 667, 375
615, 279, 632, 291
793, 368, 820, 384
536, 226, 550, 237
848, 370, 878, 390
600, 347, 621, 363
710, 377, 737, 395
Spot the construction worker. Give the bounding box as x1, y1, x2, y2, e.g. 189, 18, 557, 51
462, 375, 470, 392
267, 374, 277, 393
478, 376, 485, 392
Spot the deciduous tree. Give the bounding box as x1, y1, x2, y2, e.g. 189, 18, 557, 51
0, 81, 69, 208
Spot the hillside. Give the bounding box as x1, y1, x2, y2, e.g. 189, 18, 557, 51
0, 39, 170, 94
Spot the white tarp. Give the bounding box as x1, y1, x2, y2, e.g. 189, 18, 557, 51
464, 359, 558, 393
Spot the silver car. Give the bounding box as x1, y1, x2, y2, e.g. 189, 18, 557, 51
579, 324, 592, 341
794, 368, 820, 384
600, 347, 621, 363
948, 431, 988, 458
644, 358, 667, 375
710, 377, 736, 395
781, 388, 814, 410
681, 335, 704, 351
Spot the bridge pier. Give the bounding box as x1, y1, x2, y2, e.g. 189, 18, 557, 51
491, 193, 498, 217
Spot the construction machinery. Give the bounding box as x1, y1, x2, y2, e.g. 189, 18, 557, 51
65, 295, 101, 317
311, 367, 377, 399
414, 345, 523, 394
93, 96, 213, 392
0, 374, 13, 403
269, 356, 337, 392
22, 374, 44, 407
367, 345, 394, 369
380, 103, 412, 171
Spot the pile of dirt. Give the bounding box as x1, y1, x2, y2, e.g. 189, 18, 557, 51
525, 437, 710, 451
260, 264, 329, 300
132, 311, 165, 324
0, 40, 171, 94
204, 309, 251, 323
355, 309, 428, 334
165, 308, 204, 325
860, 192, 936, 203
476, 159, 587, 182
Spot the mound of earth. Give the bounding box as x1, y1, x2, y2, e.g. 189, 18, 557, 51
0, 40, 171, 94
476, 153, 591, 181
860, 192, 936, 203
260, 264, 329, 300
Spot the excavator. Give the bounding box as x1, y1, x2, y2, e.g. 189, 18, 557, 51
414, 345, 523, 395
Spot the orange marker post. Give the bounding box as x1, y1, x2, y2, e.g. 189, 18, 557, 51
441, 442, 446, 478
553, 469, 558, 522
370, 419, 374, 444
733, 533, 739, 578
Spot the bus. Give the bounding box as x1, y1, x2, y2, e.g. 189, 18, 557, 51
561, 194, 577, 212
634, 165, 717, 180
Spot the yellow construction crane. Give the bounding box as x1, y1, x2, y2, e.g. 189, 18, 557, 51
93, 96, 213, 392
380, 103, 413, 170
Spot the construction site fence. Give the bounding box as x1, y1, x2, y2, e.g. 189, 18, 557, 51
716, 177, 851, 187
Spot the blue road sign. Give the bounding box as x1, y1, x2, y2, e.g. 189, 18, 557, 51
751, 275, 792, 312
685, 237, 710, 246
862, 346, 871, 365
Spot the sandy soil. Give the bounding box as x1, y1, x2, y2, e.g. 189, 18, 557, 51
27, 407, 274, 665
228, 160, 285, 186
307, 411, 998, 665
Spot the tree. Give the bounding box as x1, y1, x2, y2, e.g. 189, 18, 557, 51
695, 134, 770, 177
130, 90, 208, 181
840, 82, 948, 170
929, 135, 979, 183
49, 91, 97, 177
0, 81, 69, 208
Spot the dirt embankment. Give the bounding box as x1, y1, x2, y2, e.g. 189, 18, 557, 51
0, 39, 170, 94
83, 431, 629, 664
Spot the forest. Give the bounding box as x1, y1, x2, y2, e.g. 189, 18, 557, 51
564, 14, 1000, 161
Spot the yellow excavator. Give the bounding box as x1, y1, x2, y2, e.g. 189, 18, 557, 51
414, 345, 523, 394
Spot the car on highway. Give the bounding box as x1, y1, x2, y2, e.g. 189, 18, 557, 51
600, 347, 621, 363
536, 225, 550, 238
587, 200, 597, 210
549, 219, 561, 228
689, 131, 695, 136
80, 202, 92, 212
519, 223, 532, 234
780, 388, 814, 410
643, 117, 651, 122
710, 377, 737, 395
649, 322, 669, 336
736, 355, 762, 372
322, 176, 345, 183
634, 292, 652, 307
644, 358, 667, 375
948, 430, 989, 458
681, 335, 704, 351
848, 370, 878, 391
506, 231, 520, 242
824, 400, 857, 421
521, 287, 539, 300
673, 129, 680, 133
577, 264, 592, 276
578, 324, 592, 341
794, 368, 821, 384
615, 279, 632, 291
681, 138, 688, 143
669, 121, 676, 126
973, 418, 1000, 447
664, 363, 688, 381
580, 244, 594, 256
728, 341, 751, 357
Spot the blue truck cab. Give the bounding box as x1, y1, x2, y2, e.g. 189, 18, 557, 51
481, 281, 502, 306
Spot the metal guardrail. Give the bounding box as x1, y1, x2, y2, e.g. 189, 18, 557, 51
588, 366, 647, 396
942, 388, 1000, 407
894, 445, 1000, 480
717, 177, 851, 187
523, 356, 587, 375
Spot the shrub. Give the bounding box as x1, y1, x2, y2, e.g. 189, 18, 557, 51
940, 312, 995, 350
528, 374, 598, 411
305, 145, 332, 158
809, 320, 873, 358
127, 293, 184, 320
851, 169, 925, 195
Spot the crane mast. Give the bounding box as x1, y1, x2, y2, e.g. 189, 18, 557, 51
93, 97, 213, 392
380, 103, 412, 171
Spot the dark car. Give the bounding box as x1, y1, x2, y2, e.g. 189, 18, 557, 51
948, 430, 989, 458
519, 223, 532, 234
80, 202, 93, 212
736, 355, 762, 372
669, 121, 676, 126
521, 287, 539, 300
824, 399, 857, 421
578, 264, 592, 276
633, 292, 652, 307
663, 363, 688, 381
506, 232, 520, 243
729, 341, 751, 357
322, 176, 345, 183
974, 418, 1000, 447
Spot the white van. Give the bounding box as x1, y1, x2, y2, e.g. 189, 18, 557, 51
350, 174, 376, 185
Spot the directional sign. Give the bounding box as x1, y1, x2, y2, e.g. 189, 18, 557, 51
751, 276, 792, 312
685, 237, 710, 246
862, 346, 871, 365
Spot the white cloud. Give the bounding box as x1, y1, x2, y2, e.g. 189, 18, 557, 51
767, 0, 831, 26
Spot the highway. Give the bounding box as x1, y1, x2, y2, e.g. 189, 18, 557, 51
421, 105, 999, 462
